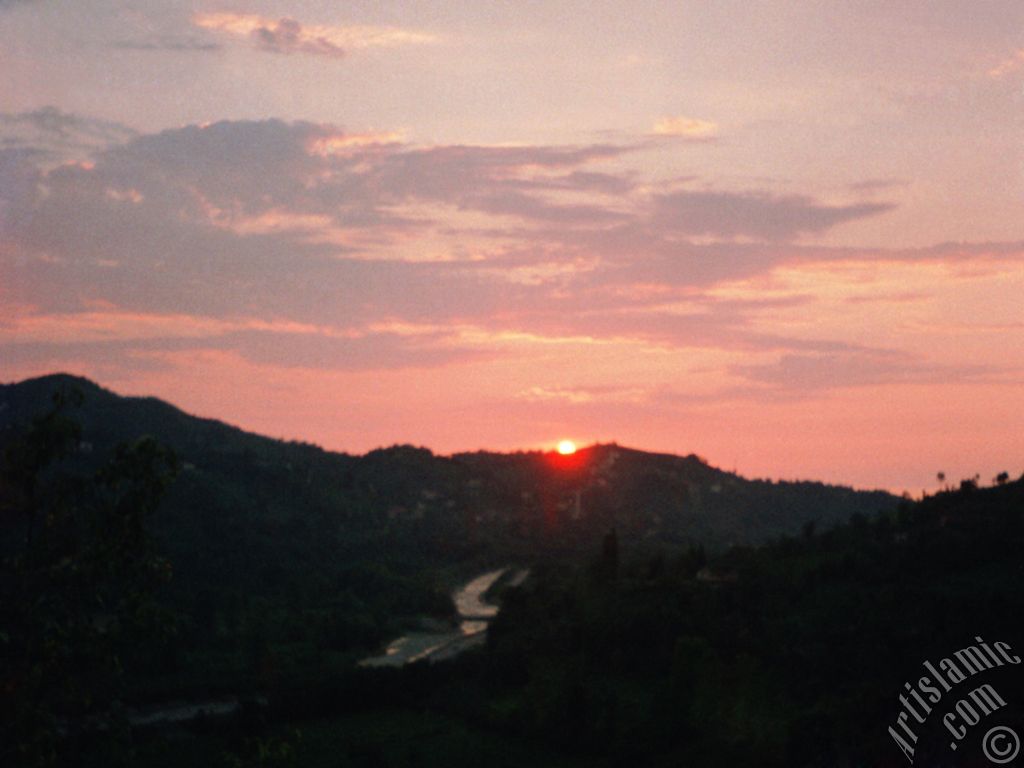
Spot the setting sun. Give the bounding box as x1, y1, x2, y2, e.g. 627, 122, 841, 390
557, 440, 577, 455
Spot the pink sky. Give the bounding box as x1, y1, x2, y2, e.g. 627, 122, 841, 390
2, 0, 1023, 492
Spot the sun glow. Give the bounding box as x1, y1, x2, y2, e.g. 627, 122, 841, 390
557, 440, 577, 455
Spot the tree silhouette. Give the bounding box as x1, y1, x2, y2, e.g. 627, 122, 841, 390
600, 526, 619, 582
0, 389, 177, 767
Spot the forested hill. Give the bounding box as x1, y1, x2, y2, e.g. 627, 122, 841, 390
1, 373, 1018, 766
0, 372, 900, 764
476, 468, 1024, 767
1, 373, 897, 565
0, 372, 895, 691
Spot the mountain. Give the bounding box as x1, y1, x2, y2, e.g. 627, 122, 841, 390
5, 374, 1020, 767
475, 471, 1024, 767
0, 373, 897, 673
0, 373, 896, 556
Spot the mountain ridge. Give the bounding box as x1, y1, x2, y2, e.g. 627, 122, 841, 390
1, 372, 899, 633
2, 371, 892, 495
0, 371, 903, 728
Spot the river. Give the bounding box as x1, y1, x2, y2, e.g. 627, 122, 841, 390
123, 568, 525, 728
358, 567, 527, 668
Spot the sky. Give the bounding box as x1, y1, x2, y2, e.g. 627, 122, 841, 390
2, 0, 1023, 492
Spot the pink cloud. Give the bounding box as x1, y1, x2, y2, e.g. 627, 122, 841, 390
650, 116, 719, 140
4, 112, 1023, 463
988, 49, 1024, 78
192, 12, 436, 59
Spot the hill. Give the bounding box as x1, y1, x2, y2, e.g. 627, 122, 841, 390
10, 373, 980, 767
0, 373, 896, 683
473, 472, 1024, 766
0, 372, 897, 555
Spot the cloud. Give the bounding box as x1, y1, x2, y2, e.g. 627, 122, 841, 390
0, 114, 954, 343
193, 12, 436, 59
490, 296, 872, 357
0, 107, 137, 165
989, 49, 1024, 78
650, 189, 894, 241
651, 116, 719, 140
846, 178, 908, 194
0, 317, 485, 373
221, 328, 484, 370
518, 384, 648, 404
731, 350, 994, 392
5, 114, 1020, 386
251, 17, 345, 58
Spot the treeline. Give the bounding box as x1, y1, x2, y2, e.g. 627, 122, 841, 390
0, 374, 898, 686
460, 478, 1024, 766
107, 475, 1024, 767
0, 374, 923, 766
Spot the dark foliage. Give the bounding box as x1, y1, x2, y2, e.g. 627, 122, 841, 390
0, 374, 929, 767
0, 389, 177, 766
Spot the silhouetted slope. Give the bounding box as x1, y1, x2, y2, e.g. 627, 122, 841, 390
0, 374, 897, 565
3, 374, 953, 767
482, 476, 1024, 766
0, 372, 898, 680
455, 442, 895, 547
1, 373, 897, 558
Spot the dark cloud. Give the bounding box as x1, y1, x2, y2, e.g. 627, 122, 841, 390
0, 149, 41, 233
0, 338, 180, 373
4, 115, 1019, 381
222, 329, 485, 370
468, 189, 629, 224
0, 329, 484, 373
250, 18, 345, 59
361, 142, 634, 220
0, 107, 136, 164
651, 189, 894, 241
731, 350, 993, 391
489, 297, 875, 357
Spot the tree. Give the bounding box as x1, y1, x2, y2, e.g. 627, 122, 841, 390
0, 390, 177, 767
600, 526, 619, 582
